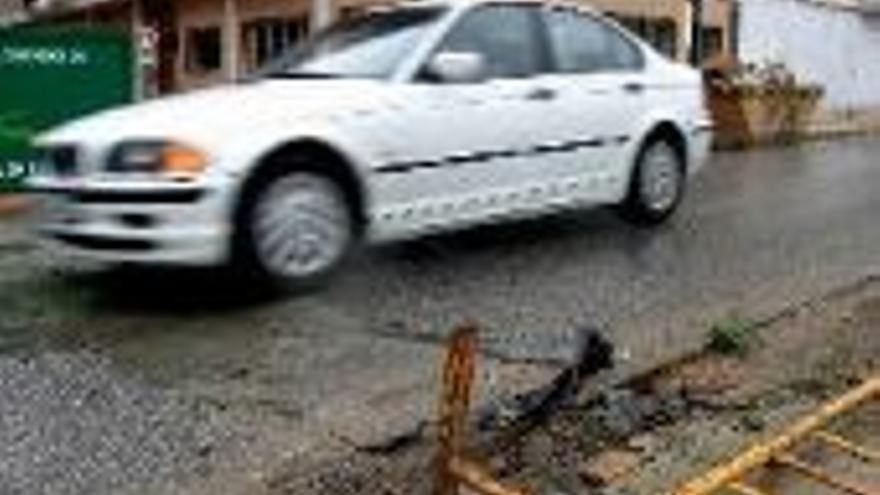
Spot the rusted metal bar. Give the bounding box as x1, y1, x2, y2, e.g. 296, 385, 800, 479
812, 430, 880, 464
773, 454, 878, 495
434, 324, 478, 495
672, 376, 880, 495
433, 324, 539, 495
449, 456, 533, 495
726, 481, 770, 495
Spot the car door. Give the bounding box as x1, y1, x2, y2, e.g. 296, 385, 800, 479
370, 4, 559, 238
534, 7, 650, 204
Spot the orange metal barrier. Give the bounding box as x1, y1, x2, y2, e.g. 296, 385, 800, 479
671, 376, 880, 495
433, 324, 532, 495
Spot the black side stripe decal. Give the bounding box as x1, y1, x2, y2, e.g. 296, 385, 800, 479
376, 135, 630, 175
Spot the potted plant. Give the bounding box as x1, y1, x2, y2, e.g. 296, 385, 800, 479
704, 58, 823, 149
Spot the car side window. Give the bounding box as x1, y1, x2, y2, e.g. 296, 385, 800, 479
544, 8, 644, 74
431, 5, 543, 79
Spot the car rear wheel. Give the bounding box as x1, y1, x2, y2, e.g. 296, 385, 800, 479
234, 169, 354, 290
618, 138, 685, 226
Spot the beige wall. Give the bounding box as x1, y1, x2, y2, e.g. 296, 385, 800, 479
589, 0, 689, 20
590, 0, 689, 60
170, 0, 735, 91
175, 0, 312, 90
589, 0, 733, 62
175, 0, 229, 89
703, 0, 734, 60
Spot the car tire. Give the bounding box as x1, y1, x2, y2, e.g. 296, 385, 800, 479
232, 166, 355, 292
617, 137, 686, 226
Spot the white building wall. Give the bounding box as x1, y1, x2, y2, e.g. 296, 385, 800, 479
739, 0, 880, 109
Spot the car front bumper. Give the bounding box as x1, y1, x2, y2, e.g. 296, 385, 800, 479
30, 180, 235, 266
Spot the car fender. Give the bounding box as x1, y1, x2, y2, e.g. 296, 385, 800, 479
620, 108, 693, 188
212, 123, 381, 224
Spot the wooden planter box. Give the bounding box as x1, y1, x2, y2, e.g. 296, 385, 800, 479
708, 84, 823, 149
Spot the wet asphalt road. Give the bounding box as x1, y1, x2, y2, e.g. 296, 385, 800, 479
1, 137, 879, 494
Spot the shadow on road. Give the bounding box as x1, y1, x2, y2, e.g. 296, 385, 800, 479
46, 206, 669, 318
372, 207, 657, 264
62, 265, 282, 314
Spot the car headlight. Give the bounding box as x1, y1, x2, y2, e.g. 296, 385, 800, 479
108, 141, 208, 178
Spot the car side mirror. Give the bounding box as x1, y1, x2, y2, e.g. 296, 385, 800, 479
426, 51, 487, 84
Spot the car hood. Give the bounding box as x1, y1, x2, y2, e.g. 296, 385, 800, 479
36, 78, 398, 148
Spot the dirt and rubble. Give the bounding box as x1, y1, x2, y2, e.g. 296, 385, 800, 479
501, 276, 880, 495
264, 276, 880, 495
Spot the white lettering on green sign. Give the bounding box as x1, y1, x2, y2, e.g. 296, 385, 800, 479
0, 46, 90, 67
0, 159, 37, 183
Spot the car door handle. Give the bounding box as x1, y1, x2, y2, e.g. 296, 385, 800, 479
622, 81, 645, 94
524, 87, 557, 101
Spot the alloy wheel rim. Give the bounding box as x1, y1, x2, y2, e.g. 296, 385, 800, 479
640, 144, 682, 213
253, 175, 350, 279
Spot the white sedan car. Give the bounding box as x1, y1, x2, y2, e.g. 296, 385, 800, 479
31, 0, 712, 289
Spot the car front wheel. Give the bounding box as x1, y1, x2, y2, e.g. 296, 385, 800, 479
618, 138, 686, 226
233, 169, 355, 290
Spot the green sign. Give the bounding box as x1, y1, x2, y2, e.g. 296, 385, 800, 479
0, 157, 37, 193
0, 26, 133, 190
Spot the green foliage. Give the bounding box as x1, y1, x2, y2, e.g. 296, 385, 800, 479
707, 314, 760, 356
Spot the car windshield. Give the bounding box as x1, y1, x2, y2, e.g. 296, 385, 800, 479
260, 7, 446, 80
